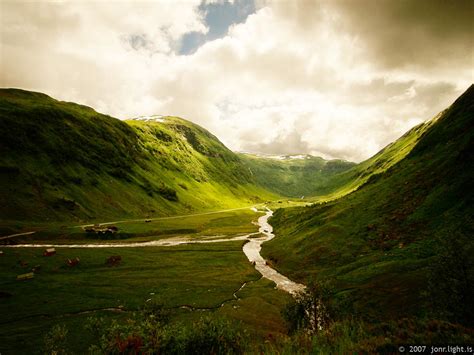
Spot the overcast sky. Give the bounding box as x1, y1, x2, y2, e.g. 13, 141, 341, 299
1, 0, 472, 162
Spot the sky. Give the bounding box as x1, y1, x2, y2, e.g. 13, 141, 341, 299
1, 0, 472, 162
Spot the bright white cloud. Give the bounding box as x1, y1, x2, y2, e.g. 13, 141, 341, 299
0, 0, 471, 162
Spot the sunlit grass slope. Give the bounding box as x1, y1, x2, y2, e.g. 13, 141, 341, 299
305, 116, 442, 203
0, 89, 276, 224
238, 115, 440, 203
263, 85, 474, 323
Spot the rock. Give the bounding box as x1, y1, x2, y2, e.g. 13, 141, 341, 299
66, 257, 80, 267
106, 255, 122, 266
17, 272, 34, 281
43, 248, 56, 256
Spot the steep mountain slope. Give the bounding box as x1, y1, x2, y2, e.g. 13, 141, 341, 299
304, 116, 442, 202
263, 85, 474, 324
238, 153, 355, 197
240, 115, 438, 203
0, 89, 275, 223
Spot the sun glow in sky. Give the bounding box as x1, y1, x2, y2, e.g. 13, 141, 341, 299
1, 0, 472, 162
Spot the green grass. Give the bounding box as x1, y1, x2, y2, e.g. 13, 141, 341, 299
0, 242, 291, 354
262, 85, 474, 324
258, 318, 474, 354
238, 154, 355, 198
3, 208, 263, 244
0, 89, 277, 225
1, 85, 473, 352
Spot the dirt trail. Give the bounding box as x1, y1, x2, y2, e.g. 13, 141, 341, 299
0, 231, 36, 241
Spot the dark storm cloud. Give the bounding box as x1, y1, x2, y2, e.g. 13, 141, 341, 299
329, 0, 474, 69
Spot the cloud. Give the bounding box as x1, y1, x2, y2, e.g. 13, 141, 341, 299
0, 0, 472, 162
179, 0, 256, 55
328, 0, 474, 70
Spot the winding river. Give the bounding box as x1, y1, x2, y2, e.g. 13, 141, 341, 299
2, 209, 305, 296
242, 209, 306, 295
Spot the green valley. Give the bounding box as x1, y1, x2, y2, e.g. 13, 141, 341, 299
0, 89, 354, 231
238, 153, 355, 198
1, 86, 473, 353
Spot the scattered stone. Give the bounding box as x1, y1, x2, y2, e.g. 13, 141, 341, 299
106, 255, 122, 266
0, 250, 4, 256
145, 219, 152, 223
43, 248, 56, 257
84, 225, 119, 235
17, 272, 34, 281
19, 260, 28, 267
32, 265, 41, 273
66, 257, 80, 267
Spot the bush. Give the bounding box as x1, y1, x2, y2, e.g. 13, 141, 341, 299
426, 230, 474, 326
160, 316, 246, 354
86, 302, 246, 354
157, 185, 178, 201
282, 281, 334, 335
43, 324, 69, 355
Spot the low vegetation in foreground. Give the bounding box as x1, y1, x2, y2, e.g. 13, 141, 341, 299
0, 241, 291, 354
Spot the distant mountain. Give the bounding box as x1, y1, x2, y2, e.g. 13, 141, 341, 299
239, 153, 354, 198
0, 89, 353, 225
263, 85, 474, 324
0, 89, 276, 223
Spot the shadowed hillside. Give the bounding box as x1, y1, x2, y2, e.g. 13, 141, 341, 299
263, 85, 474, 324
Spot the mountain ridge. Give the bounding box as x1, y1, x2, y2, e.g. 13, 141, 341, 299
0, 88, 273, 223
0, 88, 354, 225
262, 84, 474, 324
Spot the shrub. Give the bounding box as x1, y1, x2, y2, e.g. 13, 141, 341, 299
86, 303, 246, 354
160, 316, 246, 354
43, 324, 69, 355
426, 230, 474, 326
157, 185, 178, 201
282, 281, 334, 335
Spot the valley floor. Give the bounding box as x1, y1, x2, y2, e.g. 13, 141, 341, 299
0, 207, 300, 354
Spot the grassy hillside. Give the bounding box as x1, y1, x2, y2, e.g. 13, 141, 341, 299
240, 115, 439, 203
238, 153, 355, 198
304, 117, 441, 203
263, 85, 474, 324
0, 89, 275, 224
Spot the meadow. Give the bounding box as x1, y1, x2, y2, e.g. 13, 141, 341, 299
0, 209, 293, 353
2, 208, 265, 245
